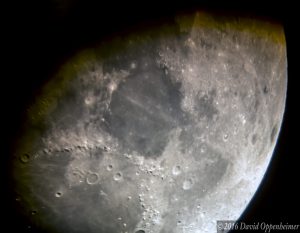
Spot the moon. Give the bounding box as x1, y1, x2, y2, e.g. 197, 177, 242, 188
10, 12, 287, 233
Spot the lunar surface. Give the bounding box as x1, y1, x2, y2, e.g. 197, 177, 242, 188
10, 12, 287, 233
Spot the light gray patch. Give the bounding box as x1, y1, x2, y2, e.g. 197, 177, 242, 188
239, 81, 260, 124
159, 213, 179, 233
178, 126, 195, 153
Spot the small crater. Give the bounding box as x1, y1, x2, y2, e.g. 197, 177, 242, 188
55, 192, 63, 198
31, 210, 37, 215
64, 147, 71, 152
200, 144, 207, 154
172, 165, 182, 176
86, 172, 99, 185
223, 133, 229, 141
263, 85, 269, 94
270, 124, 278, 144
107, 164, 113, 171
113, 172, 123, 181
135, 230, 146, 233
19, 153, 30, 163
84, 96, 95, 105
43, 148, 50, 154
183, 179, 193, 190
71, 169, 85, 182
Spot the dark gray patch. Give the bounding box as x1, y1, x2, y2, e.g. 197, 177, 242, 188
45, 84, 90, 137
102, 38, 159, 75
103, 58, 186, 159
270, 124, 278, 144
135, 230, 146, 233
251, 134, 258, 145
203, 153, 228, 188
191, 145, 229, 190
88, 146, 105, 161
199, 38, 215, 50
162, 148, 228, 233
263, 85, 269, 94
19, 153, 31, 163
253, 94, 260, 111
190, 145, 228, 191
16, 151, 143, 233
249, 97, 260, 124
195, 89, 218, 120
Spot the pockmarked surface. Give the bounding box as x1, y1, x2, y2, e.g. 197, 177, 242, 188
11, 12, 287, 233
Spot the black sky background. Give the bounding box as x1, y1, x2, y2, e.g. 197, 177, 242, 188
3, 1, 298, 232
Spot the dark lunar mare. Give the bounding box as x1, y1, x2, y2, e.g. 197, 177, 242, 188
103, 53, 188, 158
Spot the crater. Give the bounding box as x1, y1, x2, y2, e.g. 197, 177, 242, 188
19, 153, 31, 163
135, 230, 146, 233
